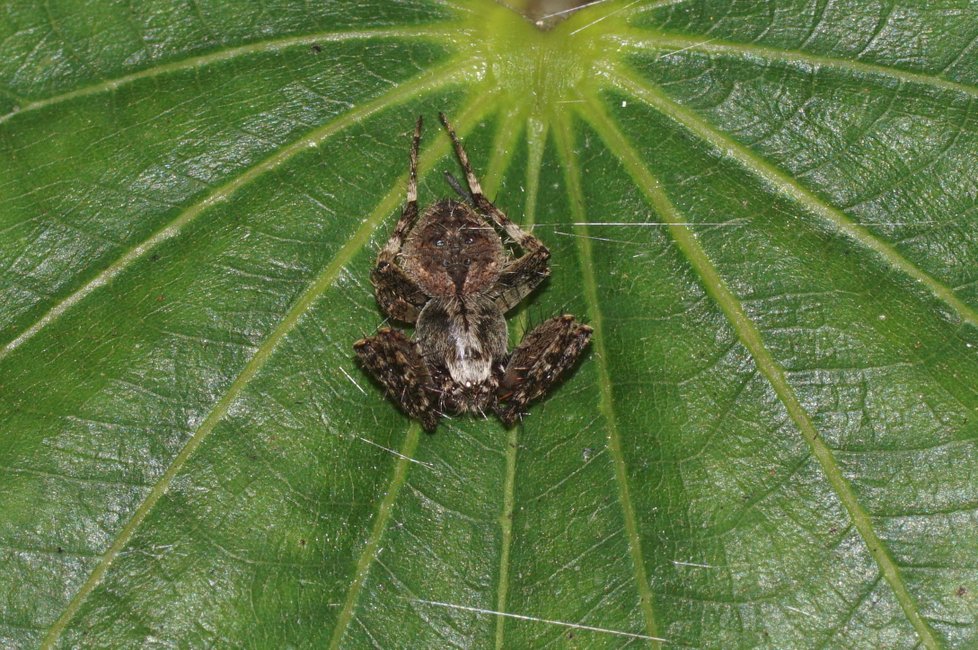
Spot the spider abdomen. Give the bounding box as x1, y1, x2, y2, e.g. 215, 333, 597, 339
416, 295, 507, 386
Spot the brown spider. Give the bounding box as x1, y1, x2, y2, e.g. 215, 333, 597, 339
354, 114, 592, 431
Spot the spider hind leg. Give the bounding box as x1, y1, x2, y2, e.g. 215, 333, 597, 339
495, 315, 592, 427
354, 327, 440, 431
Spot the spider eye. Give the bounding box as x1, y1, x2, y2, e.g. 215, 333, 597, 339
434, 239, 445, 247
463, 235, 474, 245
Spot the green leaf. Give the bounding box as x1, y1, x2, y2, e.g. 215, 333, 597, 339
2, 1, 977, 647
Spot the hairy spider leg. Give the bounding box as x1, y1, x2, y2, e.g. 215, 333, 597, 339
495, 315, 593, 427
354, 328, 440, 432
438, 112, 551, 313
381, 115, 422, 257
438, 112, 543, 250
371, 115, 429, 323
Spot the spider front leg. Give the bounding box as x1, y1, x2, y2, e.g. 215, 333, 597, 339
354, 328, 440, 432
438, 112, 551, 312
495, 315, 593, 427
493, 243, 552, 313
371, 115, 429, 323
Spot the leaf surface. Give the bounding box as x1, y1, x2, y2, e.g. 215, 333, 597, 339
1, 1, 977, 647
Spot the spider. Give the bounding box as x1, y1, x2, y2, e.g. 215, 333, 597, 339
354, 113, 592, 431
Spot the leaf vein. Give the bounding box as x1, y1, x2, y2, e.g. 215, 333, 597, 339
37, 63, 475, 646
327, 427, 421, 649
0, 25, 459, 126
578, 95, 942, 650
610, 30, 978, 101
325, 96, 496, 648
554, 110, 662, 646
608, 63, 978, 329
491, 102, 535, 650
0, 58, 469, 361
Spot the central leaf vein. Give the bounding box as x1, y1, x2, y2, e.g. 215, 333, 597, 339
492, 103, 542, 650
322, 95, 497, 647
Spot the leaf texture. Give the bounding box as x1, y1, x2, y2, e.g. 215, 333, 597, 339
1, 1, 976, 648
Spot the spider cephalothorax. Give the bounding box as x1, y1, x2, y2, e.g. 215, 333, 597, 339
354, 113, 591, 431
401, 198, 504, 297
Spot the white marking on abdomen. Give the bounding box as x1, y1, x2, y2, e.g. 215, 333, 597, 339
449, 322, 490, 386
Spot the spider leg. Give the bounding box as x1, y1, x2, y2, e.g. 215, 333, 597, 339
383, 116, 422, 253
495, 315, 592, 427
438, 112, 551, 312
438, 112, 547, 249
371, 116, 429, 323
354, 327, 440, 432
493, 246, 552, 313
